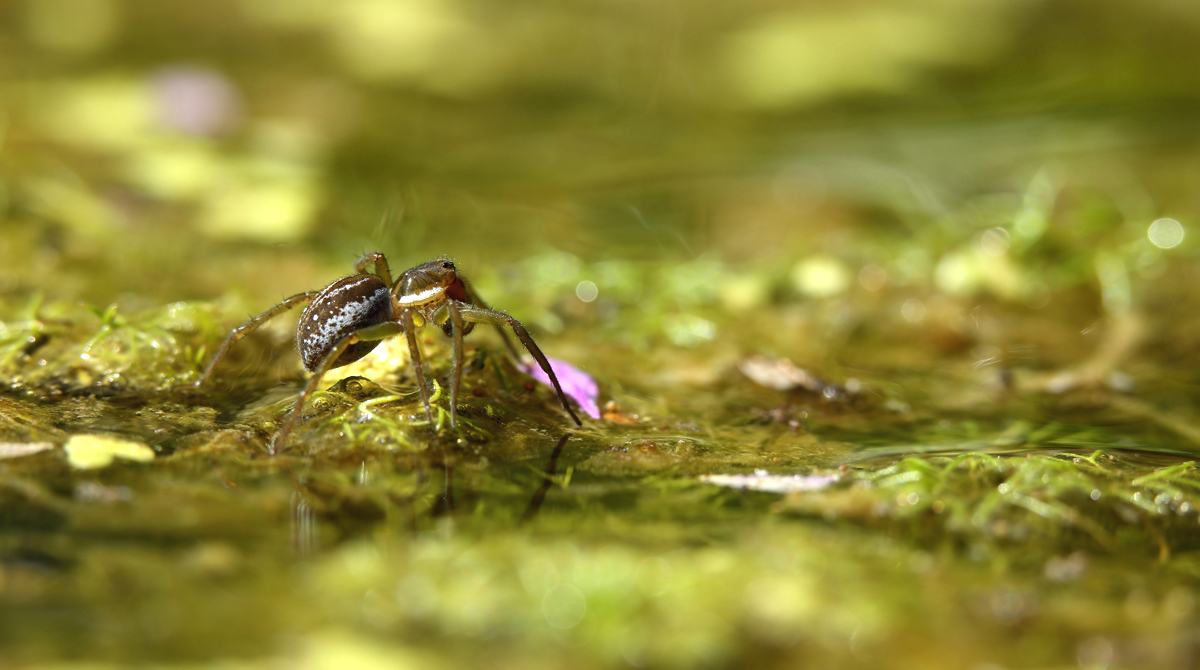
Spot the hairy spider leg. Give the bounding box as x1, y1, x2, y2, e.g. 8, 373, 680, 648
354, 252, 393, 286
194, 291, 318, 387
271, 320, 405, 453
456, 302, 583, 426
402, 307, 435, 426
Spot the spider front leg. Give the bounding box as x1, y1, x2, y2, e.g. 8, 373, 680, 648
193, 291, 318, 387
456, 302, 583, 426
402, 308, 435, 427
271, 320, 405, 453
355, 252, 393, 286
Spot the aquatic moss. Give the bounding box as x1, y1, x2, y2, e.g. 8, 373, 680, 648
778, 452, 1200, 558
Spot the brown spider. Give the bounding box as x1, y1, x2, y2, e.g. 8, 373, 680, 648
192, 253, 583, 452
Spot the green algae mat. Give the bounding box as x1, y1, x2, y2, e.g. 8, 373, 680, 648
4, 2, 1200, 669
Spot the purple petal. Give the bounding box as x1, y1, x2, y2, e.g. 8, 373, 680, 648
151, 66, 241, 136
520, 357, 600, 419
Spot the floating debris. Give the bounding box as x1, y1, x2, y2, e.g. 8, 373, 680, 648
601, 400, 639, 425
738, 355, 826, 393
700, 470, 839, 494
75, 481, 134, 503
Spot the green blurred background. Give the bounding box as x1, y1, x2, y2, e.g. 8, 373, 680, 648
3, 0, 1200, 376
3, 0, 1198, 297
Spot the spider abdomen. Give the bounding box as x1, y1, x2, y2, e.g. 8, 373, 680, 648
296, 274, 393, 372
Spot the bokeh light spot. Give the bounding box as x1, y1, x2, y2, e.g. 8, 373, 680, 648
901, 299, 926, 323
575, 280, 598, 302
1148, 218, 1184, 249
859, 264, 888, 291
792, 256, 849, 298
980, 227, 1010, 257
542, 584, 587, 630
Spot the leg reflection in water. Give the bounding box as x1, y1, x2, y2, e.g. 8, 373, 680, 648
522, 432, 572, 524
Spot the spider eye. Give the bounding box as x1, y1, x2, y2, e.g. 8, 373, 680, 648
442, 262, 454, 270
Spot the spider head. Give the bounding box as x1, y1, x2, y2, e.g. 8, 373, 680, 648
419, 258, 456, 281
427, 259, 459, 289
435, 259, 470, 302
395, 258, 467, 306
399, 258, 457, 285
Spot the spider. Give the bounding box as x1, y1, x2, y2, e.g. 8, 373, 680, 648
191, 252, 583, 452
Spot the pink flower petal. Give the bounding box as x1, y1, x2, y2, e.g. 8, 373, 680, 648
151, 66, 241, 136
520, 357, 600, 419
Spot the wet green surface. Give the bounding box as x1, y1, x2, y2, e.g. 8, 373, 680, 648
4, 1, 1200, 668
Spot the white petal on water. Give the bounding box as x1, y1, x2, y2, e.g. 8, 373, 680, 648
0, 442, 55, 460
700, 472, 839, 494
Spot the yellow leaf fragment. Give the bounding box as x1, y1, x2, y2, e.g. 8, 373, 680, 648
64, 435, 155, 470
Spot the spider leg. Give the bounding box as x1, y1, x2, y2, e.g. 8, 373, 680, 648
355, 252, 393, 286
456, 303, 583, 426
447, 301, 464, 429
271, 333, 356, 454
271, 320, 405, 453
402, 308, 436, 426
194, 291, 318, 387
459, 277, 522, 360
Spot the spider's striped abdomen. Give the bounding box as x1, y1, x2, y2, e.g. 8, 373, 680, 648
296, 274, 393, 371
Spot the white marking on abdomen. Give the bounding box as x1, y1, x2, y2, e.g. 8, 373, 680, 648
396, 285, 444, 307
